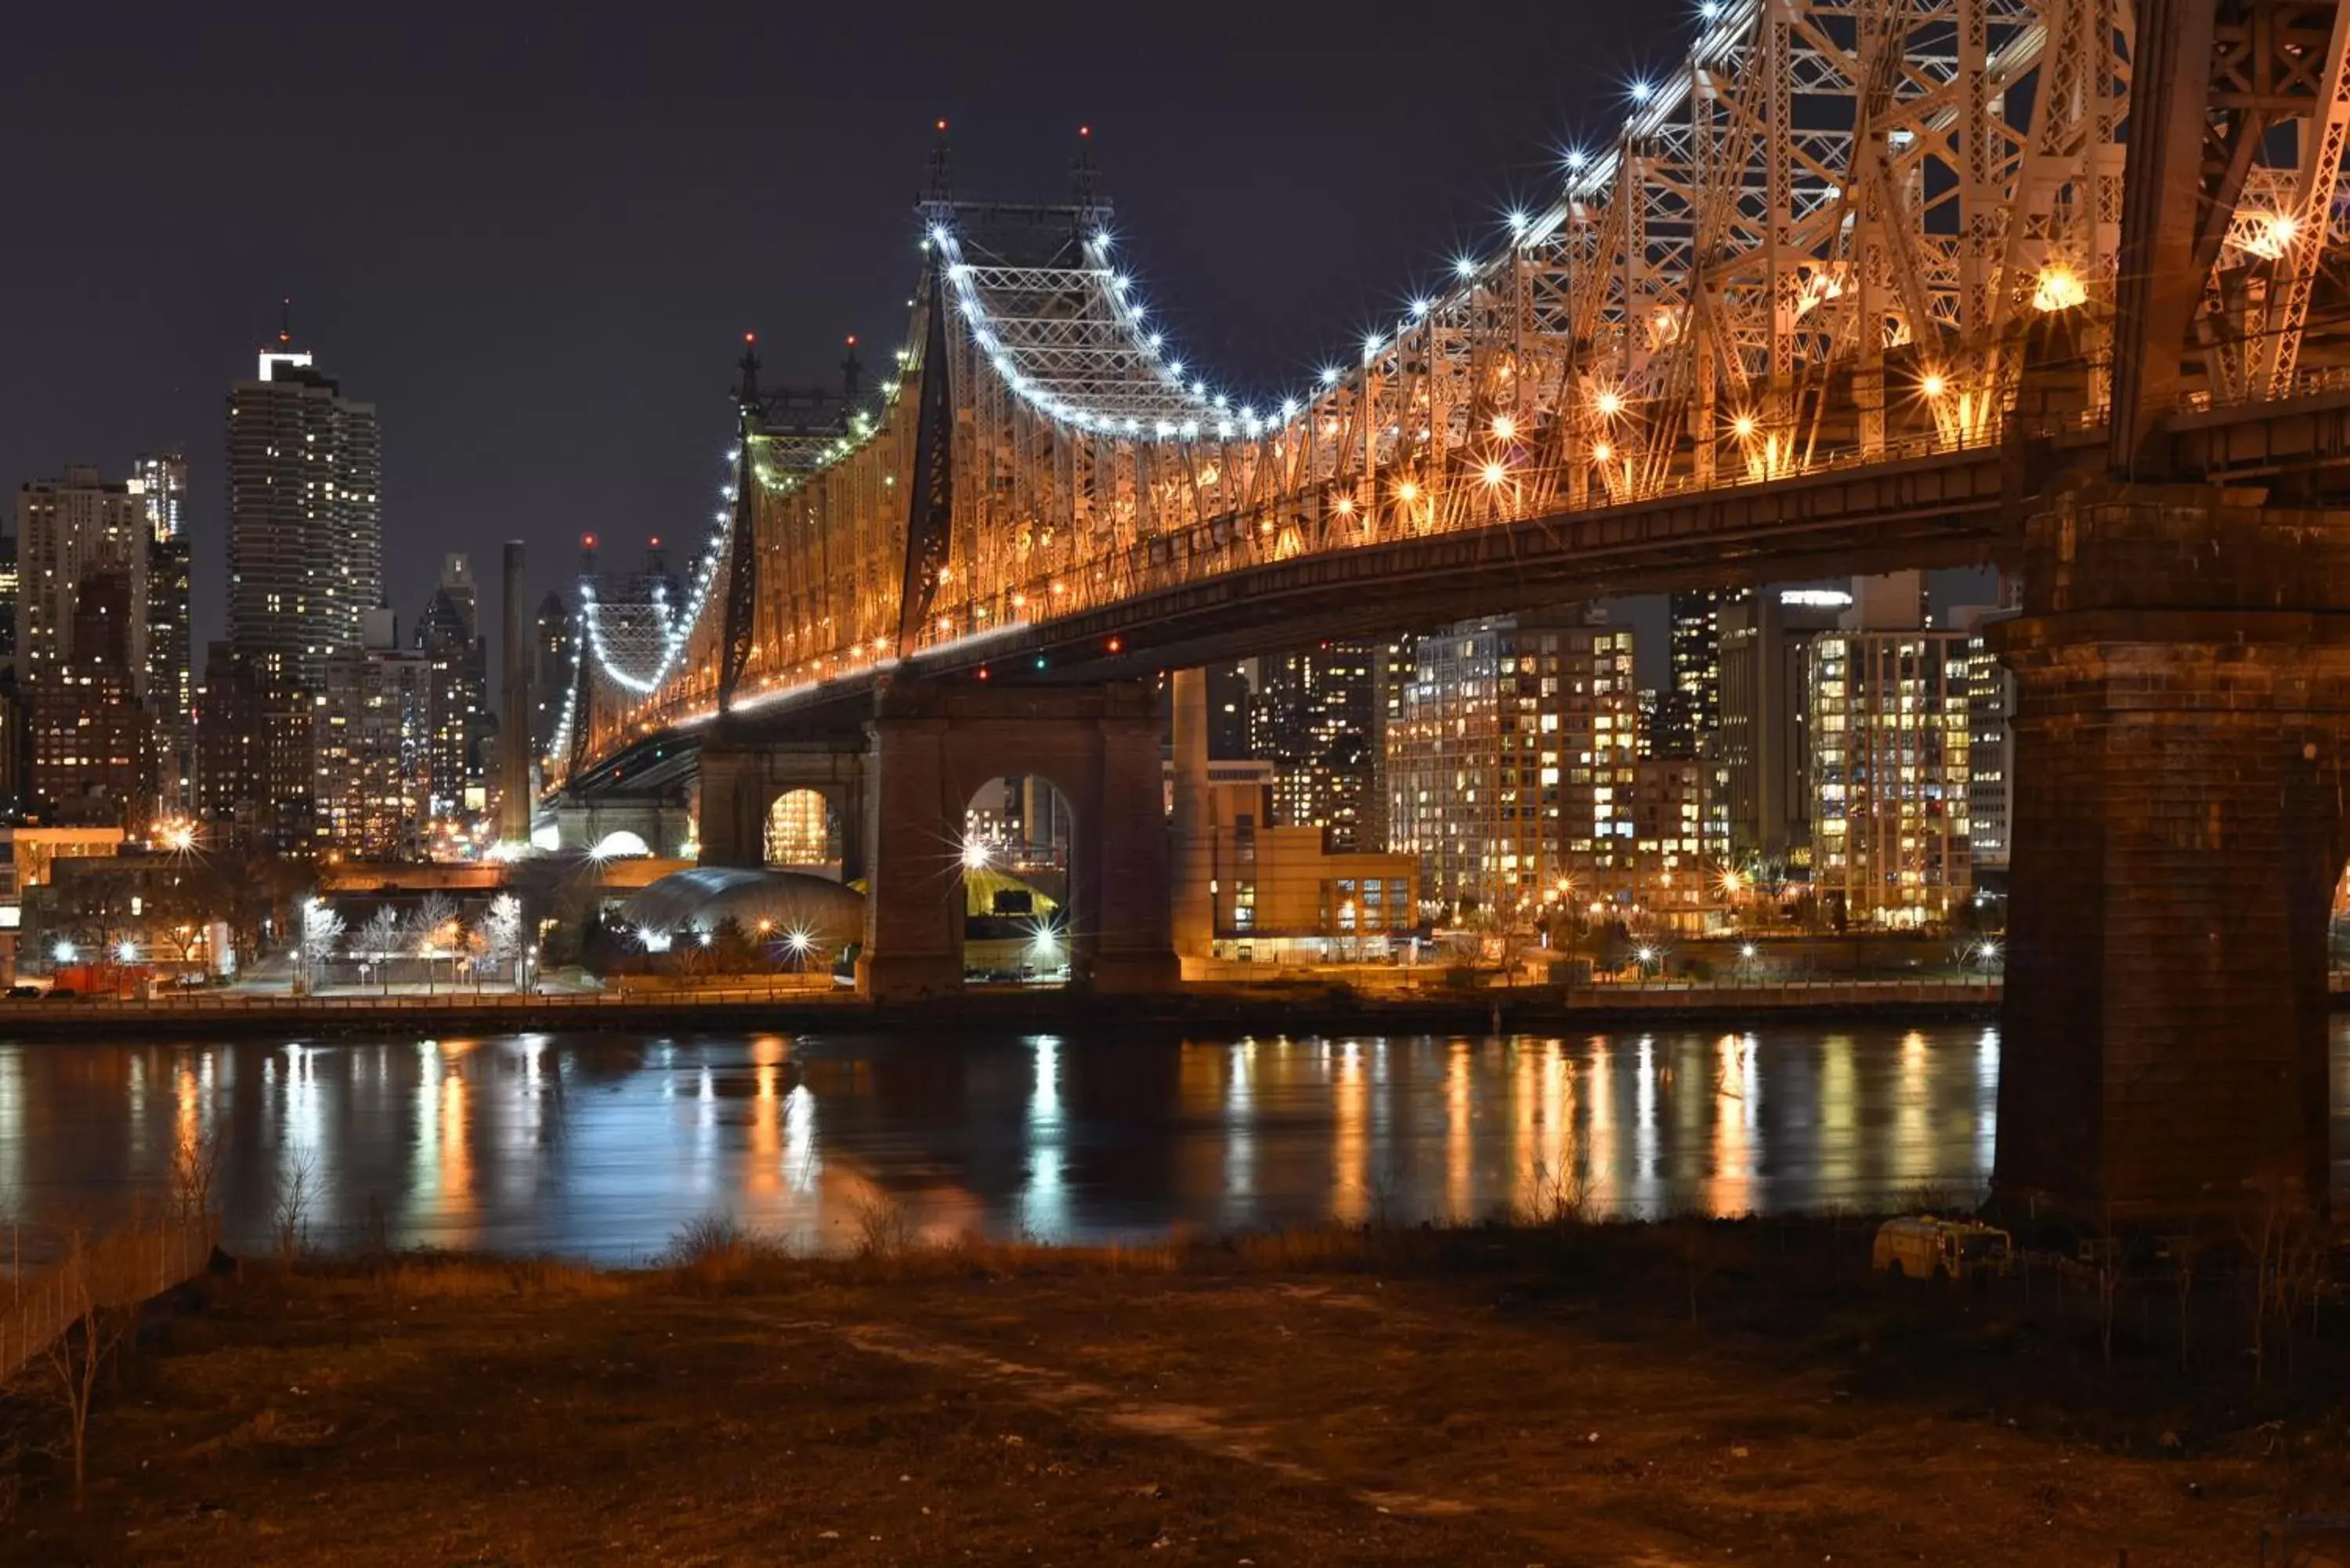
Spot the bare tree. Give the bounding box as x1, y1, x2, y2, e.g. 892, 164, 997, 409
168, 1122, 228, 1245
273, 1152, 317, 1267
400, 894, 459, 994
40, 1220, 136, 1511
352, 907, 400, 968
476, 894, 524, 989
297, 901, 345, 993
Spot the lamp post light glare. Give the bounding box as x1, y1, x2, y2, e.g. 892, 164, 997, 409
52, 940, 76, 965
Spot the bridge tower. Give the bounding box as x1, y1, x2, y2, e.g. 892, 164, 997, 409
1992, 0, 2350, 1222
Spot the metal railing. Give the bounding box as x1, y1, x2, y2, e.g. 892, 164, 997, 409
2, 1219, 209, 1382
0, 977, 848, 1022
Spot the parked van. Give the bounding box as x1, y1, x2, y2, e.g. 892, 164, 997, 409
1872, 1216, 2014, 1281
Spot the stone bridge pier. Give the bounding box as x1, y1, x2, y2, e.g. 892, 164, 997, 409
1993, 482, 2350, 1223
697, 732, 870, 877
856, 677, 1177, 1002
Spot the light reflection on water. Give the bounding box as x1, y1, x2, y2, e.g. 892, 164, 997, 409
0, 1022, 2343, 1263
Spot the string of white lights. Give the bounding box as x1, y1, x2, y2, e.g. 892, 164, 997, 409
573, 346, 913, 712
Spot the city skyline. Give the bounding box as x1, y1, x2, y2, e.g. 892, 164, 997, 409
5, 0, 1712, 677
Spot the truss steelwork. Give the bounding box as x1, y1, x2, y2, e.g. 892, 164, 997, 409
552, 0, 2350, 788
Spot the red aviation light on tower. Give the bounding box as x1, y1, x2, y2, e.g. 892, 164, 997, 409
935, 118, 948, 132
581, 533, 598, 551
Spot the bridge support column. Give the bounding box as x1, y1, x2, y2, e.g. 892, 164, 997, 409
857, 678, 1178, 1003
1169, 669, 1213, 975
1992, 482, 2350, 1223
696, 735, 868, 877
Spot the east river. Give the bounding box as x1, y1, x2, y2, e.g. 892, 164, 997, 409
4, 1022, 2348, 1261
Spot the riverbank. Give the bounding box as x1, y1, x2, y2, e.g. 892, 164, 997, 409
0, 977, 2001, 1040
4, 1219, 2344, 1565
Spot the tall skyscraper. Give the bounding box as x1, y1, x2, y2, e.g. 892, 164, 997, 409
226, 329, 381, 690
1717, 587, 1849, 865
1249, 642, 1376, 852
136, 450, 193, 812
1655, 590, 1725, 757
498, 541, 530, 842
530, 589, 571, 753
416, 555, 490, 822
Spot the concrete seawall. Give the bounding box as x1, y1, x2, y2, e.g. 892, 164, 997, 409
0, 979, 2008, 1041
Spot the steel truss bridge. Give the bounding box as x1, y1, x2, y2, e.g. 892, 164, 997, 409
549, 0, 2350, 793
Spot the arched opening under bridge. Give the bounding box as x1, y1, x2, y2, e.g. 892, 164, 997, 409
765, 788, 844, 876
960, 775, 1073, 985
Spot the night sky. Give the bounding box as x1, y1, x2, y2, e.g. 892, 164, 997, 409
5, 2, 1977, 685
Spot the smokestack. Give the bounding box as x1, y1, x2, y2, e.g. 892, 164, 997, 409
499, 540, 531, 844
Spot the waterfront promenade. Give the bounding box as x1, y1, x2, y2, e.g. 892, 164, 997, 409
0, 974, 2005, 1039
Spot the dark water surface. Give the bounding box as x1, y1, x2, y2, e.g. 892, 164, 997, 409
3, 1023, 2346, 1261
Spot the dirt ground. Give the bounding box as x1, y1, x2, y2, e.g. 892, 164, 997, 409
5, 1223, 2348, 1566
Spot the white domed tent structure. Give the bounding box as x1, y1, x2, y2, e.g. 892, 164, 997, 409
620, 868, 862, 955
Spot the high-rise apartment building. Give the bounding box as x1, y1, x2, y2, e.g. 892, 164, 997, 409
1655, 590, 1725, 757
0, 533, 20, 815
1611, 755, 1712, 930
1203, 659, 1253, 760
416, 555, 491, 821
1952, 602, 2018, 873
16, 469, 150, 827
136, 450, 193, 812
226, 332, 381, 690
1717, 587, 1849, 865
1807, 576, 1972, 927
530, 590, 571, 753
25, 566, 147, 827
313, 614, 432, 861
16, 467, 147, 698
1386, 611, 1632, 920
1364, 638, 1415, 853
196, 641, 315, 853
1249, 642, 1376, 852
1555, 624, 1642, 911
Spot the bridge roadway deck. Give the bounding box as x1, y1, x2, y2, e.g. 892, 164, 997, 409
572, 389, 2350, 795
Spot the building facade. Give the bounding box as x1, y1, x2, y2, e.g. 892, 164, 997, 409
196, 641, 315, 854
1807, 620, 1973, 927
313, 636, 432, 861
226, 336, 381, 691
1655, 589, 1724, 757
415, 555, 492, 824
1716, 587, 1849, 866
138, 450, 193, 813
1953, 602, 2018, 874
530, 589, 570, 753
1386, 611, 1633, 923
1249, 641, 1376, 852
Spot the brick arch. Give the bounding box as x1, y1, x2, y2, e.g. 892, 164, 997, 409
858, 679, 1174, 999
